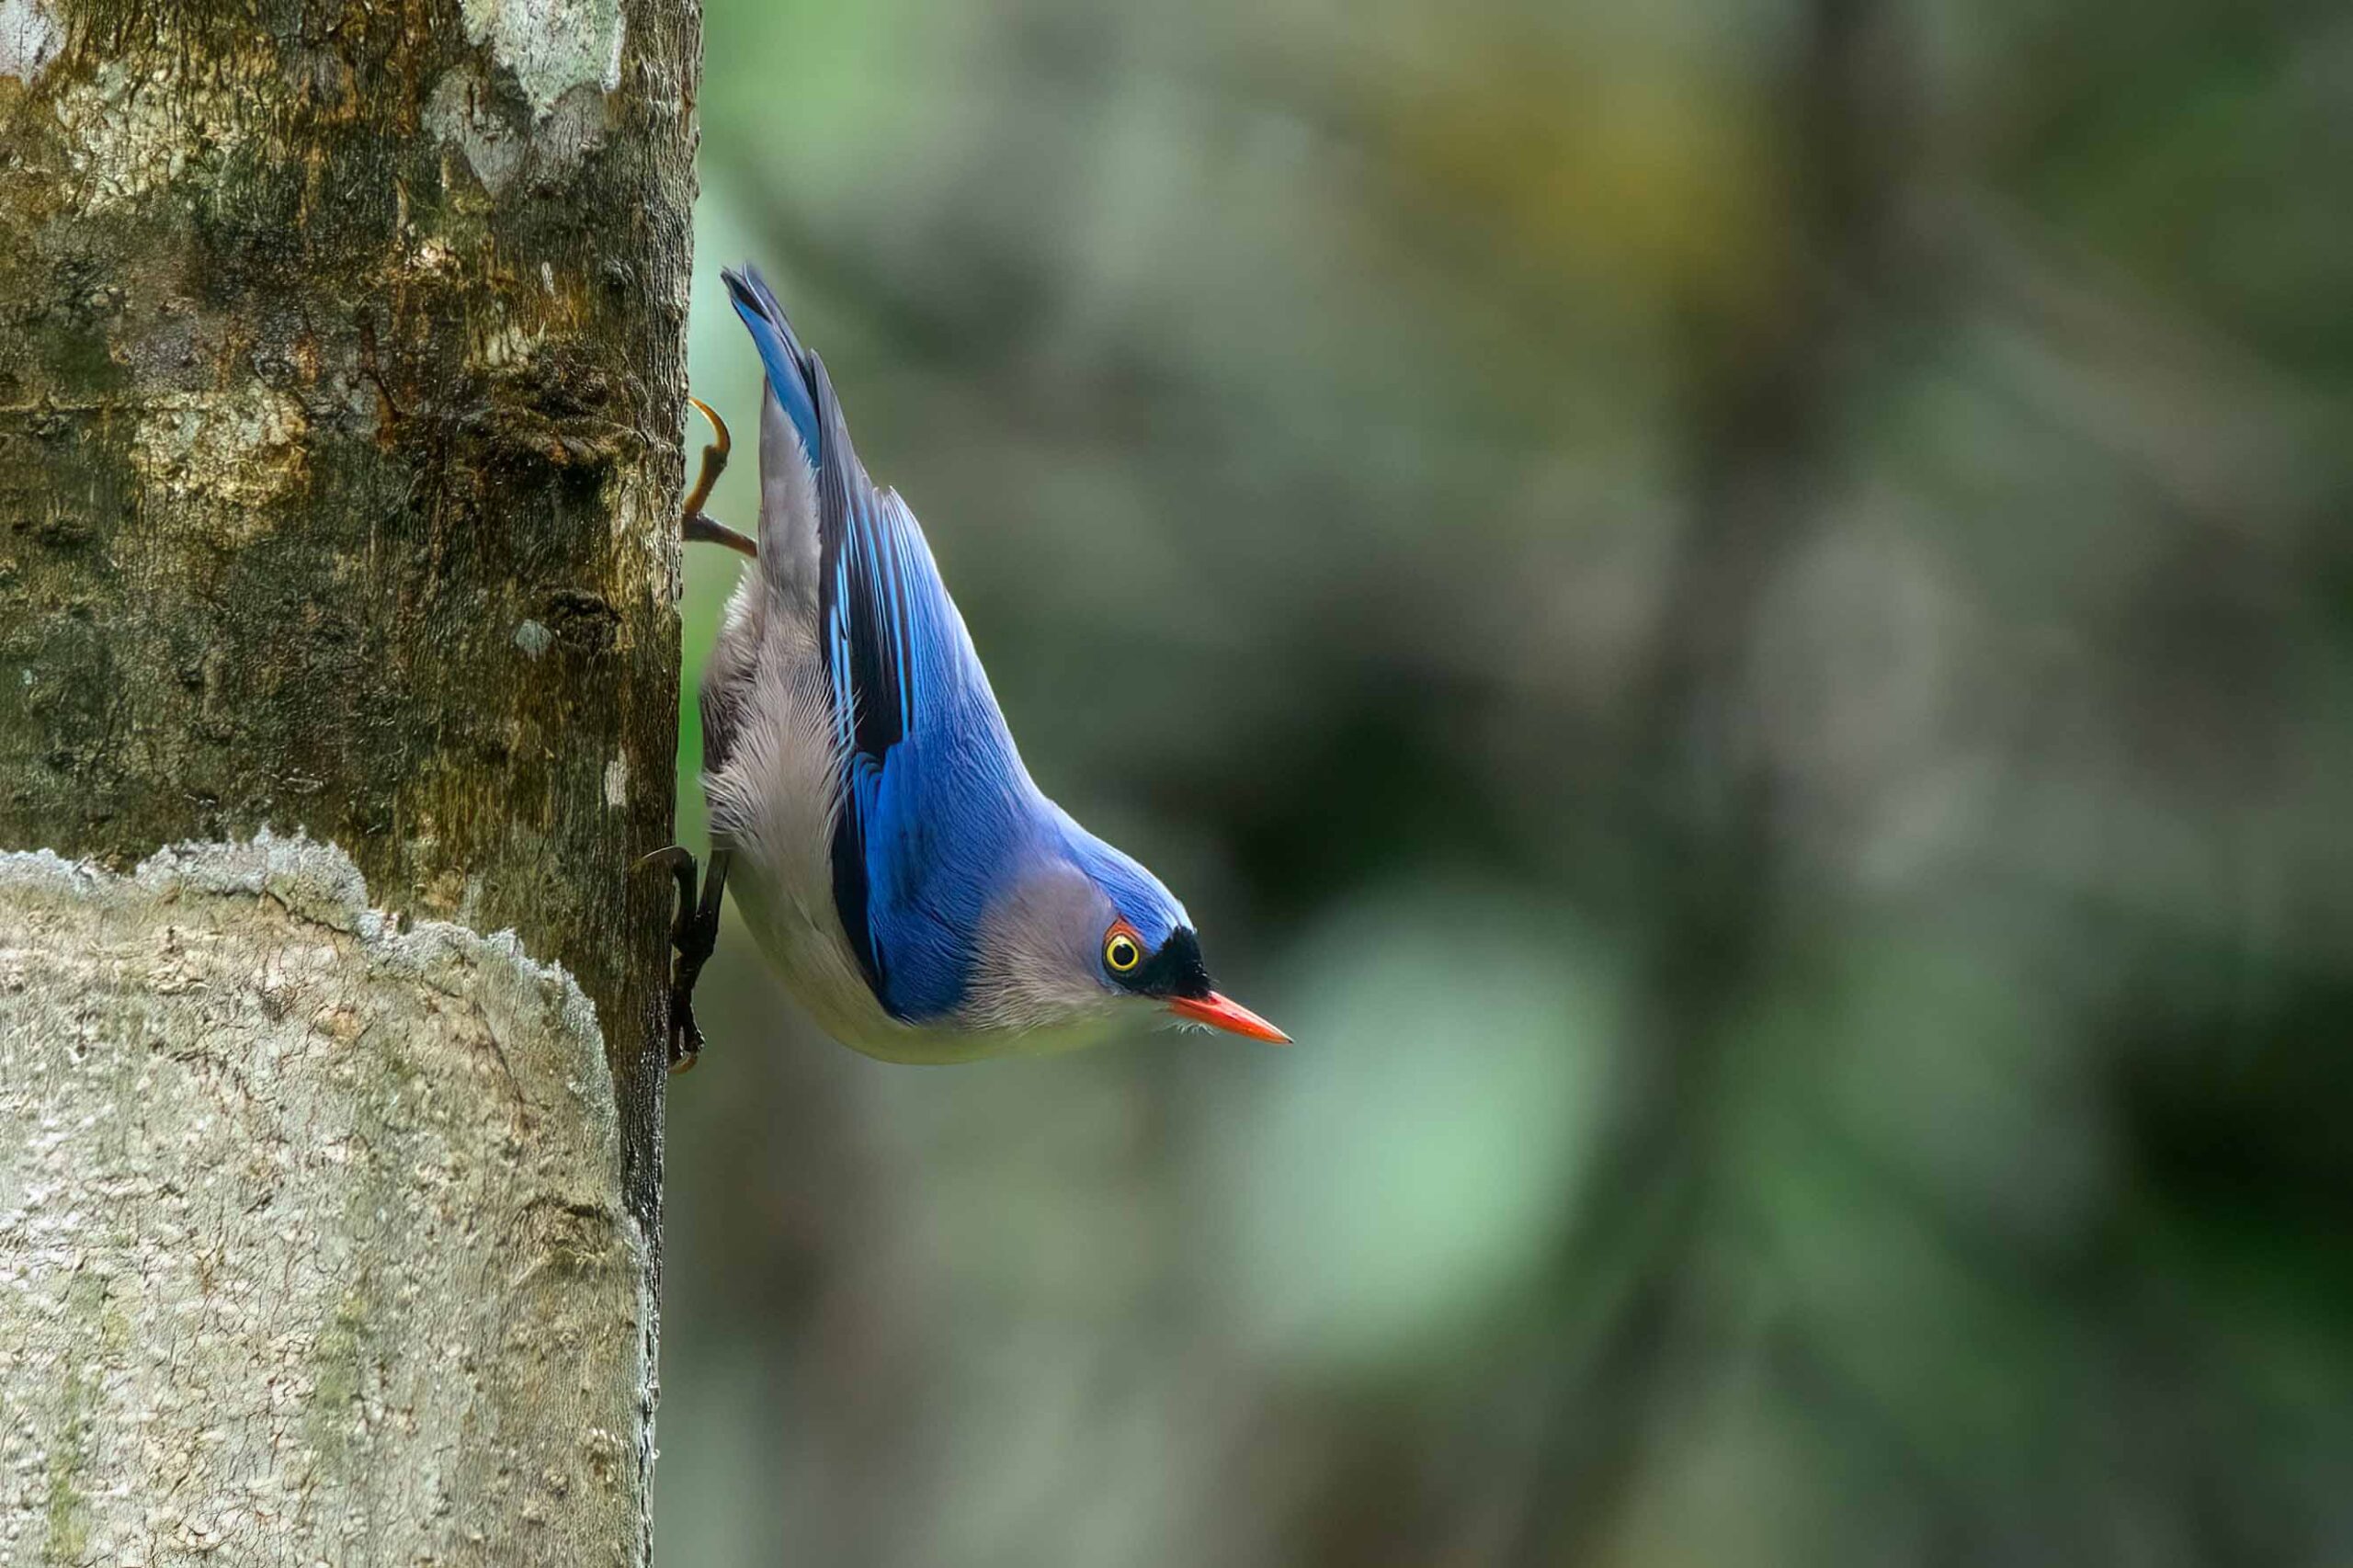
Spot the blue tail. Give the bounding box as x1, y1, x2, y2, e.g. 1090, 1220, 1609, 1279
722, 265, 824, 464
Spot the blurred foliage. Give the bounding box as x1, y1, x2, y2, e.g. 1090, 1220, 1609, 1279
659, 0, 2353, 1562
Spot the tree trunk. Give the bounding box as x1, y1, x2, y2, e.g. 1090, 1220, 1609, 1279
0, 1, 698, 1562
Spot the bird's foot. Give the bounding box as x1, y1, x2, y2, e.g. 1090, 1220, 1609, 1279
681, 397, 756, 558
639, 843, 724, 1073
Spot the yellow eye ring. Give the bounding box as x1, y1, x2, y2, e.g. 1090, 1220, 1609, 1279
1104, 928, 1142, 973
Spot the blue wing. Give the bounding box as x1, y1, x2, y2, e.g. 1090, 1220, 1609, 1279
722, 267, 823, 465
722, 266, 1031, 1021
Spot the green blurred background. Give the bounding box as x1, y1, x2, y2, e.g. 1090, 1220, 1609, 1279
659, 1, 2353, 1562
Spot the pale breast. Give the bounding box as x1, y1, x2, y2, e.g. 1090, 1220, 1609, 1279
702, 580, 979, 1062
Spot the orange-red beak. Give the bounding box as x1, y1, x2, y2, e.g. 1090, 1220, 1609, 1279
1168, 992, 1290, 1044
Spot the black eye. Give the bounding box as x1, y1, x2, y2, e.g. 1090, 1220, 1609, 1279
1104, 930, 1142, 973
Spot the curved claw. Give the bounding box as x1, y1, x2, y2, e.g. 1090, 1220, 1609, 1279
639, 841, 730, 1072
679, 396, 756, 557
682, 396, 731, 517
668, 1002, 706, 1073
634, 843, 694, 875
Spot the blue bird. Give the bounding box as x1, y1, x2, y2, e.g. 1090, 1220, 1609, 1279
653, 265, 1286, 1064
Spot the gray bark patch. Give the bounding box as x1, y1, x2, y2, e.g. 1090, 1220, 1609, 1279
460, 0, 626, 119
0, 0, 62, 83
0, 834, 651, 1567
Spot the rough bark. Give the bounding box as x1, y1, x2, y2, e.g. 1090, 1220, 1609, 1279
0, 838, 652, 1563
0, 0, 699, 1561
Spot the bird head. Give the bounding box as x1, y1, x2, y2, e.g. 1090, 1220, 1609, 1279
964, 811, 1289, 1045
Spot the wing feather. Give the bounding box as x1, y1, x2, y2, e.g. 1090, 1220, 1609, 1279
724, 265, 1033, 1022
721, 267, 823, 466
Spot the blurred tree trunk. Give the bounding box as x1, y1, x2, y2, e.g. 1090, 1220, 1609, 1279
0, 2, 698, 1562
1516, 0, 1919, 1557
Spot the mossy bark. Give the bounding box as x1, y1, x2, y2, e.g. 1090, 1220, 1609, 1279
0, 0, 699, 1559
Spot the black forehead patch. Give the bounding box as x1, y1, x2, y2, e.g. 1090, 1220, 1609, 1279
1125, 926, 1212, 1000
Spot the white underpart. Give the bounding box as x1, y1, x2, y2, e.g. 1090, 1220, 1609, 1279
704, 588, 911, 1056
701, 393, 1132, 1062
702, 392, 925, 1060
